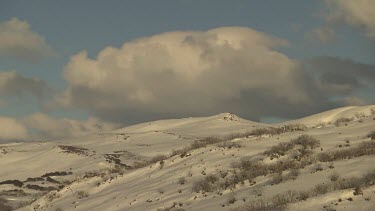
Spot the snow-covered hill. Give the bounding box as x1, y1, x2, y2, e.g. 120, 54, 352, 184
277, 105, 375, 127
1, 105, 375, 211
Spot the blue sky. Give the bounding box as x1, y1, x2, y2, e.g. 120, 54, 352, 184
0, 0, 374, 141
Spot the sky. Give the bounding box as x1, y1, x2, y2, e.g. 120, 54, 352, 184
0, 0, 374, 142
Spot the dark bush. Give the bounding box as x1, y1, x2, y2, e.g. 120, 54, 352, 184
291, 135, 320, 149
41, 171, 72, 177
313, 183, 332, 195
192, 180, 212, 193
227, 195, 237, 204
46, 177, 60, 184
217, 142, 242, 149
281, 123, 307, 132
25, 184, 56, 191
318, 140, 375, 162
249, 127, 283, 137
334, 117, 353, 126
367, 131, 375, 140
205, 175, 219, 184
270, 172, 283, 185
190, 137, 222, 149
0, 180, 23, 187
264, 135, 320, 159
178, 177, 186, 185
58, 145, 88, 155
76, 190, 89, 199
150, 154, 168, 163
25, 177, 44, 182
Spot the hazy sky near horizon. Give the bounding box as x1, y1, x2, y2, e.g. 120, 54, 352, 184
0, 0, 375, 142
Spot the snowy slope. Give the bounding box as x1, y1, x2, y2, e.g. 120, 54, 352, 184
1, 106, 375, 211
277, 105, 375, 127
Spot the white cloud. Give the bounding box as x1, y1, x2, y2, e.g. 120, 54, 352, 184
325, 0, 375, 38
0, 113, 117, 143
22, 113, 118, 140
0, 18, 55, 62
0, 117, 29, 142
58, 27, 331, 123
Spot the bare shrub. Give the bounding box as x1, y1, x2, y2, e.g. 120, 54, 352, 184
205, 175, 219, 184
26, 184, 56, 191
318, 140, 375, 162
219, 171, 228, 178
353, 186, 363, 196
291, 135, 320, 149
234, 199, 271, 211
0, 198, 12, 211
287, 169, 300, 180
330, 172, 340, 182
171, 136, 224, 158
362, 170, 375, 186
178, 177, 186, 185
252, 186, 263, 197
334, 117, 353, 126
333, 177, 361, 190
270, 172, 283, 185
0, 180, 23, 187
150, 154, 168, 164
249, 127, 283, 137
297, 191, 310, 201
312, 163, 323, 173
83, 170, 105, 179
314, 183, 332, 195
271, 191, 295, 209
190, 137, 222, 150
367, 131, 375, 140
58, 145, 88, 155
282, 123, 307, 132
264, 135, 320, 159
227, 195, 237, 204
42, 171, 73, 177
217, 142, 242, 149
192, 180, 212, 193
234, 170, 375, 211
323, 205, 336, 211
354, 112, 366, 119
159, 160, 165, 169
76, 190, 89, 199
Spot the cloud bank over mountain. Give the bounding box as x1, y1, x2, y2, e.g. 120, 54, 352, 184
56, 27, 371, 124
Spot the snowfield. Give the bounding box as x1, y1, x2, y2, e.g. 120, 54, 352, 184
1, 106, 375, 211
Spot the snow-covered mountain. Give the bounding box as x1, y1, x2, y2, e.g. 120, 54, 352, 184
1, 105, 375, 211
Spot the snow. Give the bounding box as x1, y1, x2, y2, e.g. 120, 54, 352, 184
1, 105, 375, 211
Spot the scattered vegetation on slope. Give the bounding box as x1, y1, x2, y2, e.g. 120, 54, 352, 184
193, 133, 375, 193
0, 198, 12, 211
367, 131, 375, 140
334, 117, 354, 127
233, 169, 375, 211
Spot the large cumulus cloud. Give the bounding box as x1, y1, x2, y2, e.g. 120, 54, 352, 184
325, 0, 375, 38
0, 18, 55, 62
58, 27, 339, 123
